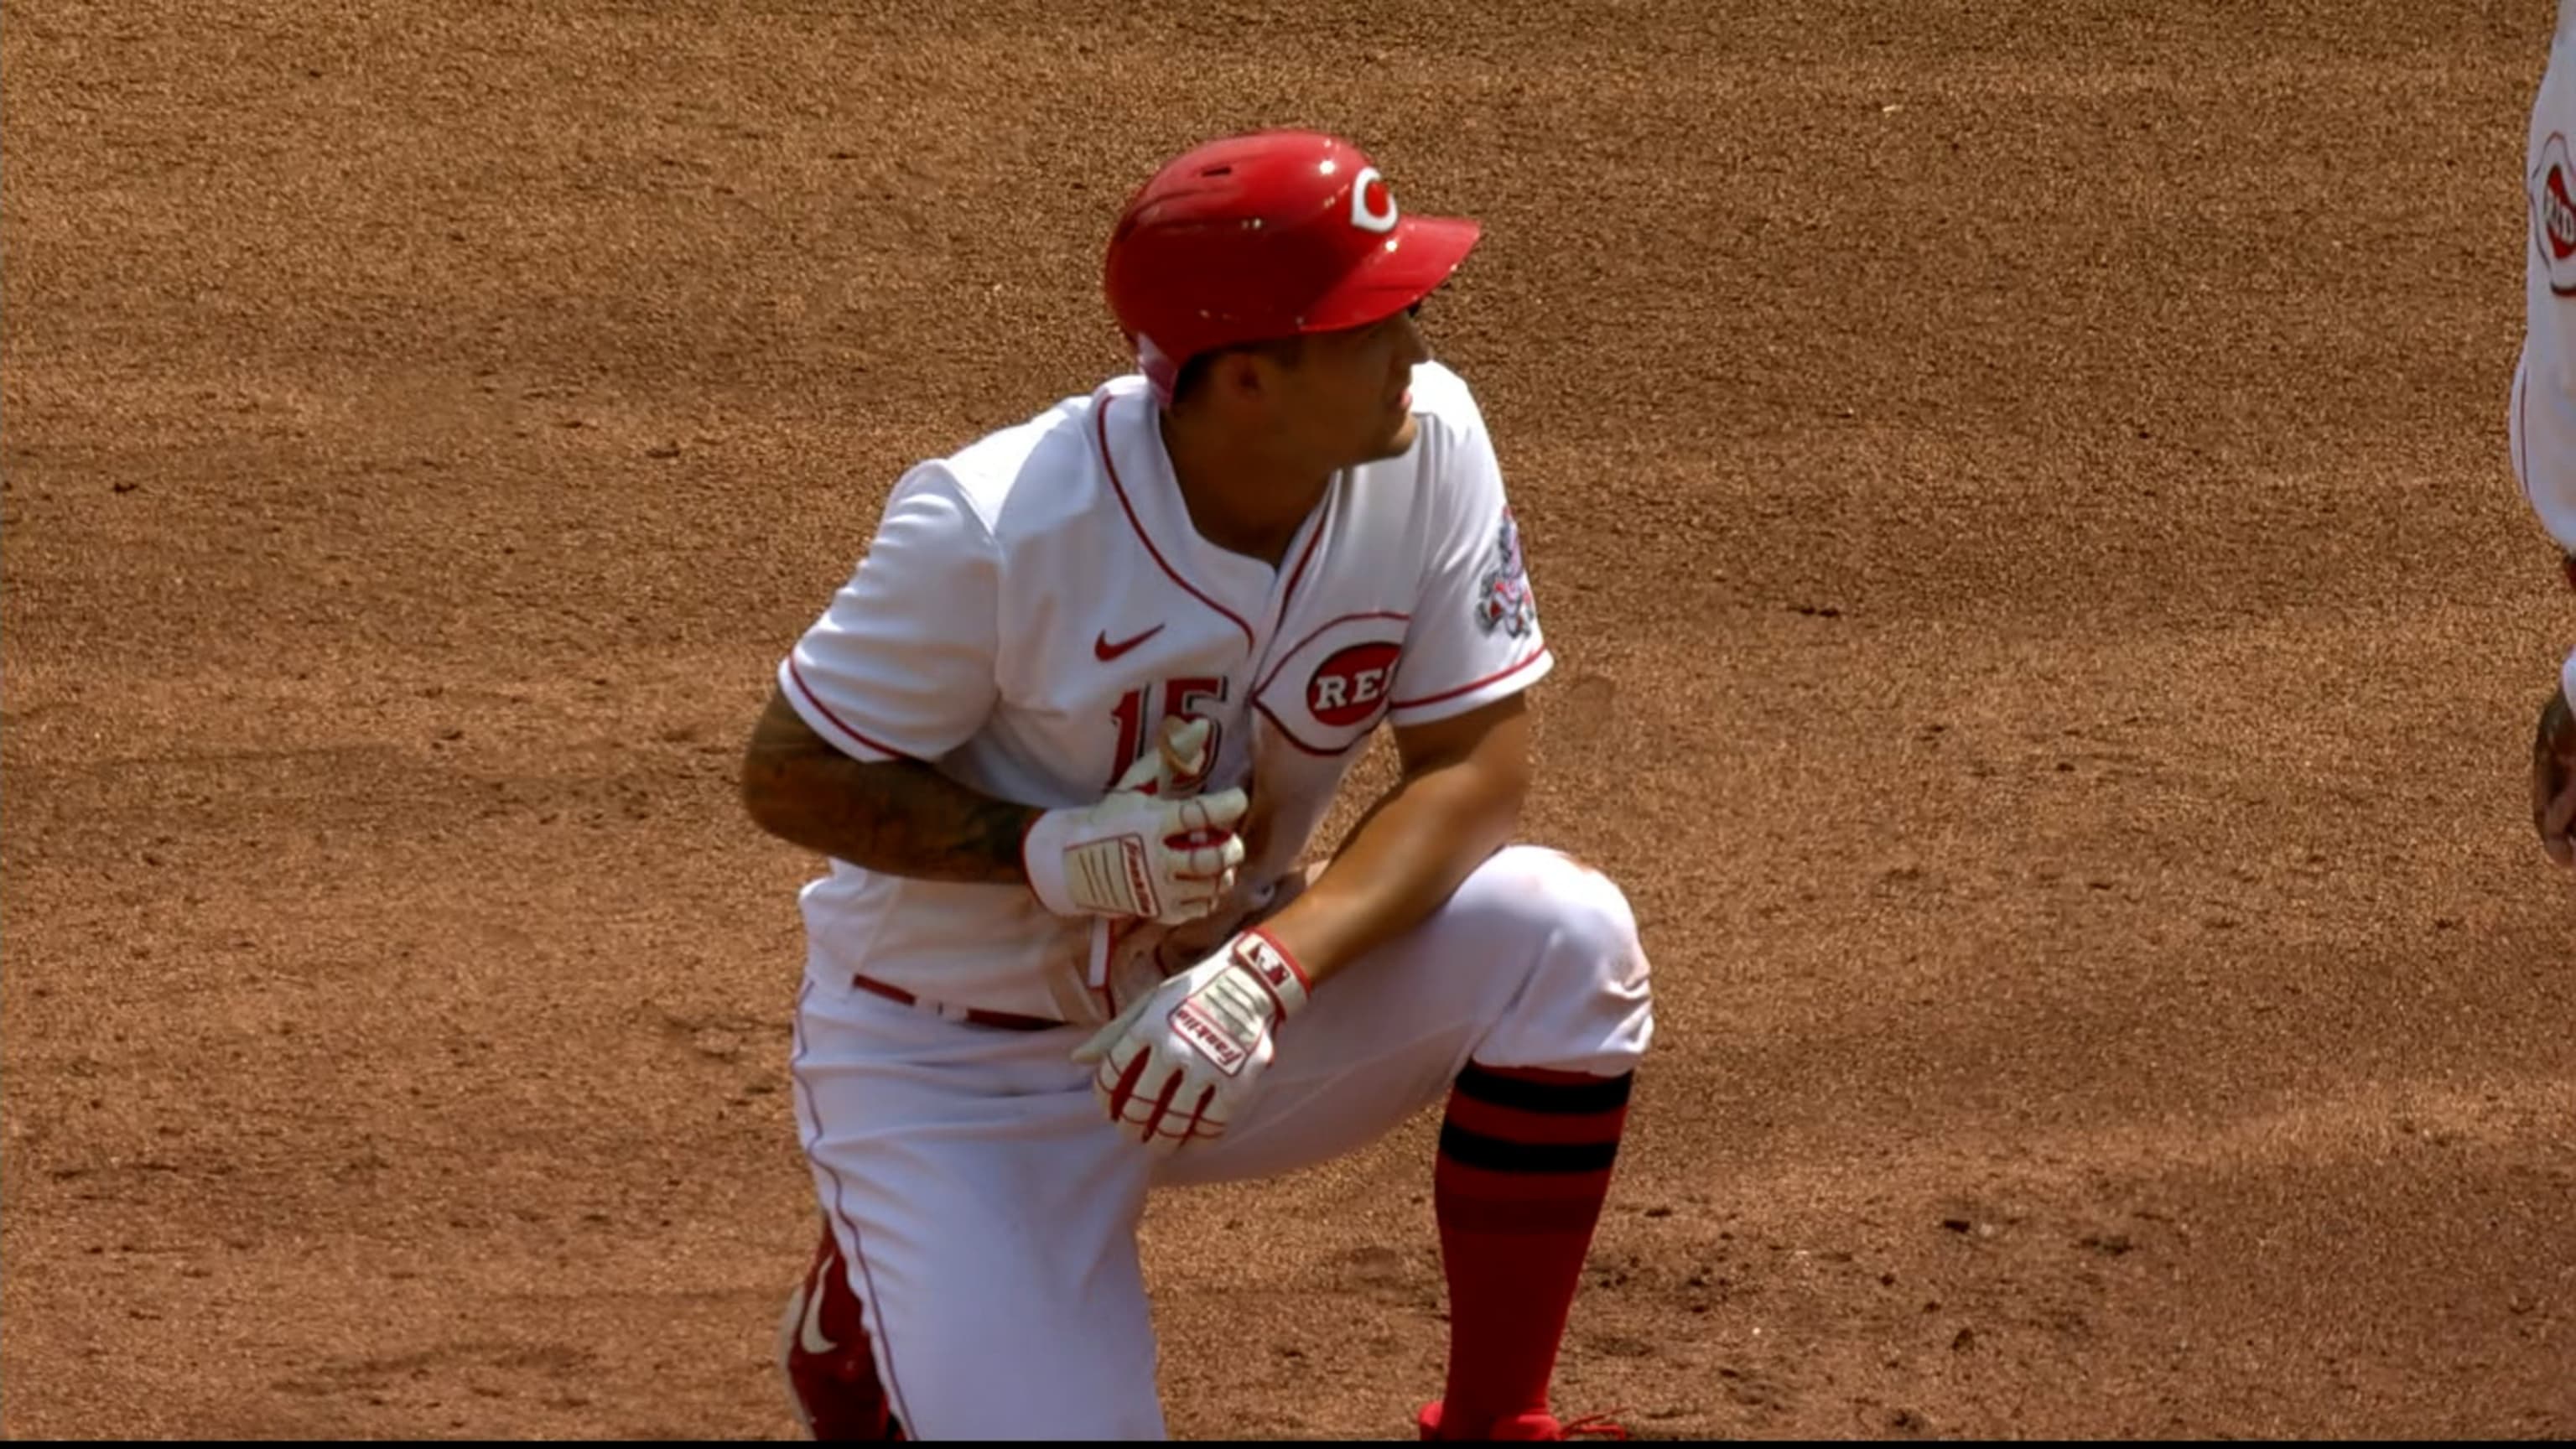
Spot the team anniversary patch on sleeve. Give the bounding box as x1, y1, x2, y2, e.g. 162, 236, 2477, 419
1475, 508, 1536, 638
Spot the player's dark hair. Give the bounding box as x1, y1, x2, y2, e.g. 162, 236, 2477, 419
1170, 352, 1221, 404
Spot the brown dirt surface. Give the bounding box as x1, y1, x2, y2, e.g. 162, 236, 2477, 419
6, 0, 2573, 1439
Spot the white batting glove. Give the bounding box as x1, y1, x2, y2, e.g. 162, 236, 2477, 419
1069, 927, 1311, 1151
1022, 716, 1249, 925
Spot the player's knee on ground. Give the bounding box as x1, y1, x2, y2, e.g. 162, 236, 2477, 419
1467, 845, 1654, 1077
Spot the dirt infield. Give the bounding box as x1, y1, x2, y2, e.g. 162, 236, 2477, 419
5, 0, 2572, 1438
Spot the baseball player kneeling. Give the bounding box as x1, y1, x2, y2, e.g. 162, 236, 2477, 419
741, 129, 1654, 1441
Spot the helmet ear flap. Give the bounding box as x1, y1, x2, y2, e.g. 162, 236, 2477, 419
1135, 334, 1180, 406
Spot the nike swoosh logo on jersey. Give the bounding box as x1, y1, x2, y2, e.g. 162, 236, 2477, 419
1094, 625, 1166, 662
797, 1266, 838, 1355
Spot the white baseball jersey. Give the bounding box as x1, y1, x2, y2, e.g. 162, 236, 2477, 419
776, 361, 1551, 1024
2512, 0, 2576, 702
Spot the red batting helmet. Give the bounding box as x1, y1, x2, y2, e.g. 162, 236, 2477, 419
1103, 130, 1482, 403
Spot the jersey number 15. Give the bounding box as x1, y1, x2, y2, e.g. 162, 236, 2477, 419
1108, 677, 1226, 793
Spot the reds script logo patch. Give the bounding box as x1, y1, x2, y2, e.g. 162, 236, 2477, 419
1254, 613, 1408, 756
1474, 510, 1535, 639
1307, 641, 1400, 729
2535, 133, 2576, 296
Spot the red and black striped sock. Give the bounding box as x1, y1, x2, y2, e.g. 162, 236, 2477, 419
1431, 1062, 1634, 1433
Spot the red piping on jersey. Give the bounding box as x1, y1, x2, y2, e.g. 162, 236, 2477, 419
1095, 397, 1256, 652
2518, 355, 2538, 515
787, 658, 917, 761
1273, 493, 1331, 621
1252, 610, 1412, 699
1254, 696, 1376, 759
1388, 646, 1550, 713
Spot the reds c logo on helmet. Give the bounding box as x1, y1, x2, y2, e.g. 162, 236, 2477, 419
1102, 131, 1482, 402
1348, 167, 1399, 234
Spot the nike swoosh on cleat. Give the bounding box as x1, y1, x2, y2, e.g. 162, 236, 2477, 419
797, 1270, 838, 1356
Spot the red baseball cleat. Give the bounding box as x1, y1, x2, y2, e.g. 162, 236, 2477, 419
776, 1222, 904, 1441
1417, 1401, 1629, 1441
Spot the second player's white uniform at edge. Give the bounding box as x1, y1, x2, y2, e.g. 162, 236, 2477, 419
773, 360, 1654, 1436
2511, 0, 2576, 705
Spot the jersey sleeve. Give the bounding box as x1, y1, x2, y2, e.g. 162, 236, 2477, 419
776, 464, 1001, 762
1385, 402, 1553, 727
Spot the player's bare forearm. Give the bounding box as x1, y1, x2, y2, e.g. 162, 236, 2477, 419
1259, 693, 1532, 986
740, 688, 1038, 883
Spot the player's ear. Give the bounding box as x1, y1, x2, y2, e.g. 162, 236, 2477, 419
1211, 348, 1283, 407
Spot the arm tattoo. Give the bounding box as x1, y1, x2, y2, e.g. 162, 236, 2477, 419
740, 692, 1039, 884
